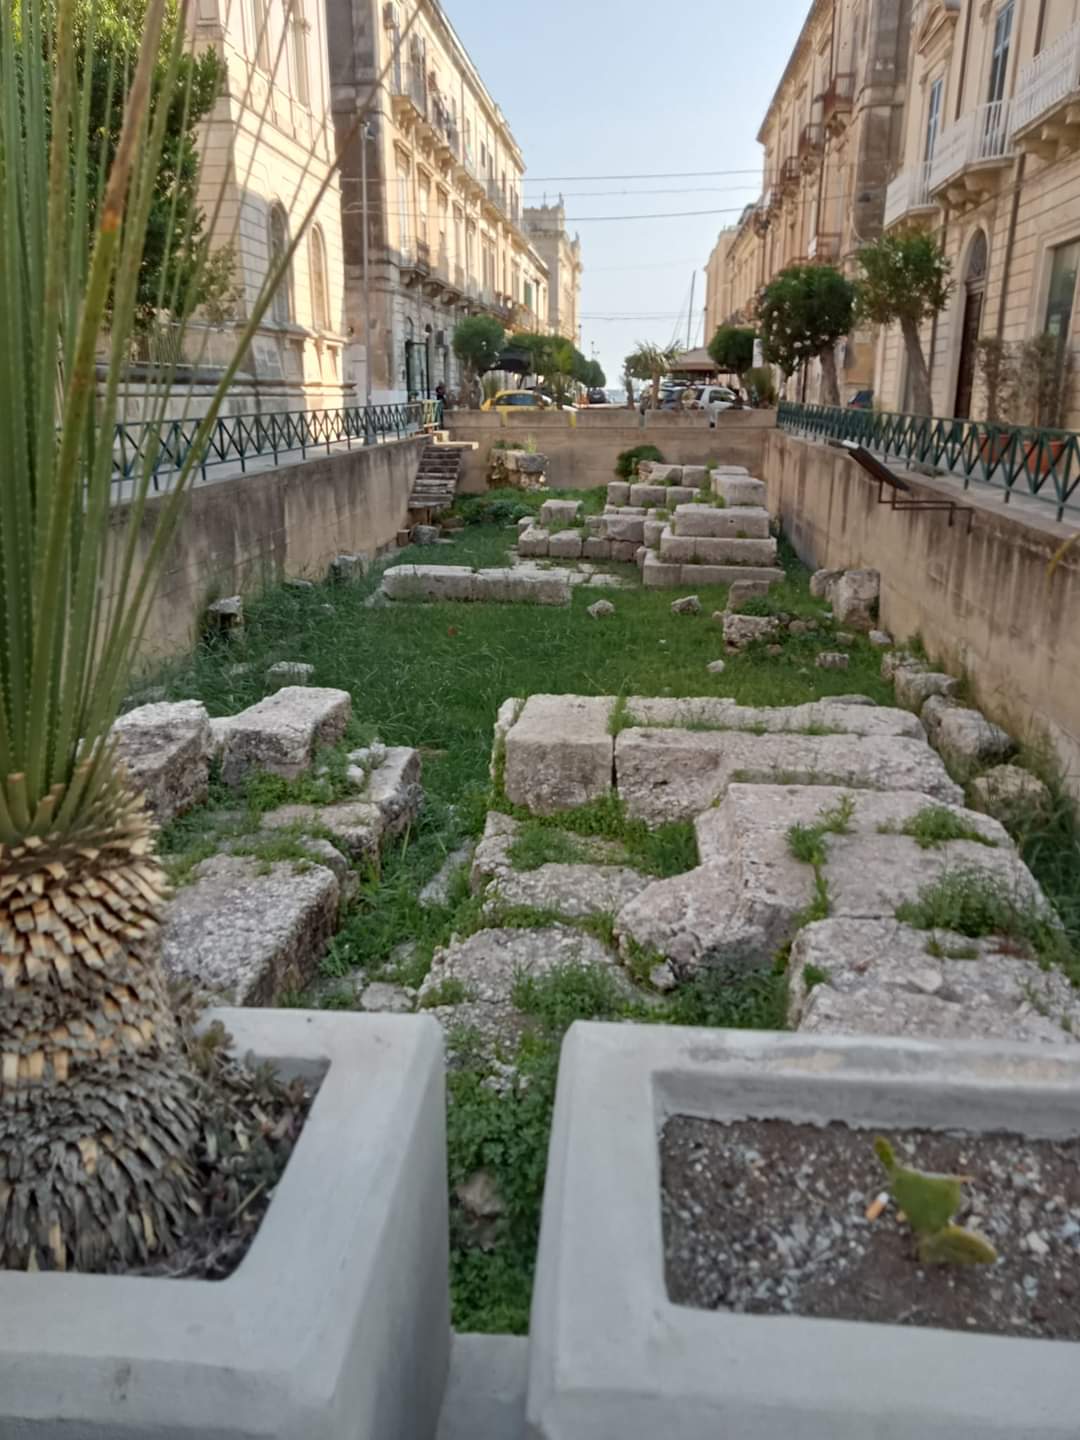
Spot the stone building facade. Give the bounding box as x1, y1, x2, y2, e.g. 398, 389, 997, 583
190, 0, 349, 409
703, 227, 735, 341
523, 201, 583, 342
878, 0, 1080, 426
327, 0, 550, 403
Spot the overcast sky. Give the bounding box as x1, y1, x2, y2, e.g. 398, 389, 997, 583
447, 0, 810, 385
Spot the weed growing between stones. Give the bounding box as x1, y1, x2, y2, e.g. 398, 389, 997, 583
877, 805, 998, 850
925, 937, 981, 961
786, 794, 855, 925
507, 824, 597, 870
495, 792, 698, 879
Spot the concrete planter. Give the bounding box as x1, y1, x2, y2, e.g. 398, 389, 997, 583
528, 1024, 1080, 1439
1, 1011, 450, 1440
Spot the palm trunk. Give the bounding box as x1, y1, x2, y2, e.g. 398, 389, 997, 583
818, 344, 841, 406
0, 792, 203, 1272
900, 315, 933, 416
651, 373, 661, 409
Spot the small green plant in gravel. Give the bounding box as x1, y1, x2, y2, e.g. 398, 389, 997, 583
874, 1137, 997, 1266
925, 937, 980, 961
878, 805, 998, 851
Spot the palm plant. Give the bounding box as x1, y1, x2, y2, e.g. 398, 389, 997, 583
0, 0, 400, 1272
626, 340, 681, 410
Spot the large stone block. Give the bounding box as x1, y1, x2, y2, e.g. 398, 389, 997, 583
473, 570, 572, 606
661, 533, 778, 566
809, 567, 844, 599
934, 706, 1016, 772
642, 554, 683, 588
664, 485, 701, 504
642, 519, 665, 548
610, 540, 639, 563
503, 694, 615, 815
220, 687, 351, 786
582, 537, 612, 560
671, 504, 771, 539
111, 700, 212, 824
628, 483, 669, 507
548, 529, 584, 560
516, 526, 550, 558
601, 515, 646, 544
161, 854, 341, 1004
894, 666, 959, 711
261, 800, 383, 865
382, 565, 478, 602
680, 466, 708, 487
713, 473, 767, 506
614, 728, 963, 823
357, 746, 423, 840
832, 568, 880, 631
606, 481, 630, 505
624, 698, 924, 740
636, 462, 682, 483
539, 498, 582, 529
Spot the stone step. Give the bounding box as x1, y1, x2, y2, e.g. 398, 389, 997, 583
671, 504, 771, 540
713, 473, 767, 507
382, 564, 571, 606
642, 553, 784, 589
220, 686, 352, 786
658, 527, 777, 567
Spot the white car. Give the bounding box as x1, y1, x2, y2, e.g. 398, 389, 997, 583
688, 383, 739, 425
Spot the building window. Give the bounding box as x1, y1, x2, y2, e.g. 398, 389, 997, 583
250, 0, 270, 72
291, 0, 310, 107
418, 176, 430, 252
309, 226, 329, 330
397, 163, 411, 254
267, 203, 291, 324
924, 76, 943, 161
1044, 240, 1080, 408
988, 2, 1013, 106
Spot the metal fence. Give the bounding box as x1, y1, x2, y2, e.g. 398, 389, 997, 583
777, 400, 1080, 521
111, 400, 439, 492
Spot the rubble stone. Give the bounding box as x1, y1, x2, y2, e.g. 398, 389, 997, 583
265, 661, 315, 686
587, 599, 616, 619
894, 667, 960, 711
831, 568, 880, 630
671, 595, 702, 616
220, 687, 351, 786
970, 765, 1051, 828
815, 652, 849, 670
809, 568, 844, 600
934, 707, 1016, 772
111, 700, 212, 824
723, 613, 781, 649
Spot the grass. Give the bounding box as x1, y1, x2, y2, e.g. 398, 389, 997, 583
496, 793, 698, 879
877, 805, 998, 851
786, 794, 855, 925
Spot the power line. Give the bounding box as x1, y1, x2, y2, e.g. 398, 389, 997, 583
522, 168, 767, 181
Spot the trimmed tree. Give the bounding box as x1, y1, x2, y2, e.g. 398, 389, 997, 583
757, 264, 856, 406
625, 341, 681, 410
581, 359, 606, 389
856, 232, 953, 416
707, 325, 755, 383
452, 315, 506, 407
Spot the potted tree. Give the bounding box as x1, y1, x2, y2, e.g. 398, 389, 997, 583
974, 337, 1019, 470
1016, 333, 1075, 478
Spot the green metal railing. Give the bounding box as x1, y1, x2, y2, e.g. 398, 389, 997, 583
111, 400, 439, 493
777, 400, 1080, 521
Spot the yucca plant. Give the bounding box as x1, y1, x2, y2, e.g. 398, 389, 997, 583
625, 340, 681, 411
0, 0, 397, 1272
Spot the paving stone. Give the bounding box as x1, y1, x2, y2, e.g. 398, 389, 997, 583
418, 926, 633, 1055
809, 568, 844, 600
261, 800, 383, 864
111, 700, 212, 824
614, 729, 963, 824
606, 481, 630, 505
383, 565, 478, 601
548, 529, 584, 559
419, 842, 476, 909
623, 697, 923, 739
970, 764, 1052, 829
516, 526, 550, 558
354, 746, 423, 840
713, 474, 767, 507
934, 707, 1016, 772
723, 613, 781, 649
582, 537, 612, 560
671, 595, 701, 615
894, 666, 959, 710
587, 599, 616, 619
789, 918, 1080, 1044
831, 568, 880, 630
539, 499, 582, 529
266, 661, 315, 686
220, 686, 351, 786
642, 554, 684, 588
815, 651, 849, 670
161, 854, 340, 1005
671, 504, 771, 540
727, 579, 773, 610
502, 694, 614, 815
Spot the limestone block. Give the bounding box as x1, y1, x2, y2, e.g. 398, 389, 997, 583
789, 918, 1080, 1044
637, 463, 682, 483
357, 746, 423, 840
920, 693, 961, 748
503, 694, 615, 815
642, 554, 683, 588
713, 474, 767, 507
643, 519, 665, 549
636, 546, 648, 570
491, 697, 525, 783
727, 579, 772, 610
161, 854, 340, 1005
831, 568, 880, 631
266, 661, 315, 686
607, 481, 630, 505
540, 498, 582, 529
412, 524, 440, 546
629, 483, 670, 507
665, 485, 701, 504
483, 862, 651, 923
894, 667, 959, 711
382, 565, 478, 602
614, 729, 962, 824
624, 698, 923, 740
970, 764, 1052, 828
548, 529, 584, 560
475, 570, 572, 605
601, 515, 646, 544
610, 540, 639, 563
585, 515, 603, 535
262, 799, 383, 864
669, 535, 779, 566
111, 700, 212, 825
934, 707, 1016, 772
221, 687, 351, 786
671, 504, 771, 539
680, 466, 708, 487
517, 515, 534, 533
688, 564, 785, 587
516, 526, 551, 558
582, 537, 612, 560
657, 528, 694, 563
722, 613, 781, 649
809, 568, 844, 600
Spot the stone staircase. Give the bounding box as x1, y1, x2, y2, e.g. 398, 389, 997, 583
409, 436, 474, 518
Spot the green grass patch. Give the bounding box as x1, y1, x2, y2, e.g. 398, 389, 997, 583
787, 794, 855, 868
877, 805, 998, 851
803, 963, 830, 990
497, 791, 697, 880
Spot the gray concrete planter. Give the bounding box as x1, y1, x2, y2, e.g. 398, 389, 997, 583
527, 1024, 1080, 1439
1, 1011, 450, 1440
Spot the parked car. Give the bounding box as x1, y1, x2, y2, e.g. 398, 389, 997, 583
639, 384, 687, 413
848, 389, 874, 409
683, 383, 740, 426
480, 389, 551, 413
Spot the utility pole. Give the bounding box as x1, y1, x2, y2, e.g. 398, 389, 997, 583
686, 271, 696, 350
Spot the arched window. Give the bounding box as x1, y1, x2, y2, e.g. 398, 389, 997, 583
267, 204, 291, 324
309, 226, 330, 331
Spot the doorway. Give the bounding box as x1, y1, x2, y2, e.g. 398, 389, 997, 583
954, 230, 988, 419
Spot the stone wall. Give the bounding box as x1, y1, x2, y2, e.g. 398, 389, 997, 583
445, 410, 773, 493
763, 429, 1080, 788
112, 435, 426, 661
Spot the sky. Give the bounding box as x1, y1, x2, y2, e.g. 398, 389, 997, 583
445, 0, 811, 386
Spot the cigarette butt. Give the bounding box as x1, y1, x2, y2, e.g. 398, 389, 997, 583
865, 1192, 889, 1222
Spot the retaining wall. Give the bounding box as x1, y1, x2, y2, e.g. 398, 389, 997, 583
114, 435, 425, 660
445, 410, 773, 493
763, 429, 1080, 787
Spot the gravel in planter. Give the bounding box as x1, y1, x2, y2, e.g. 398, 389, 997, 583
661, 1116, 1080, 1340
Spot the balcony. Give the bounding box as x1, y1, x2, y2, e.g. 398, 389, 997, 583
807, 232, 841, 262
400, 238, 431, 284
883, 160, 938, 229
929, 99, 1015, 209
820, 72, 855, 133
1010, 19, 1080, 158
799, 121, 824, 170
391, 67, 429, 127
484, 177, 510, 220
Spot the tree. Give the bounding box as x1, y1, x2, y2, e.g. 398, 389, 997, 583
508, 330, 555, 387
1, 0, 333, 1270
581, 359, 606, 389
625, 341, 681, 410
856, 232, 953, 416
707, 325, 755, 382
452, 315, 505, 407
757, 264, 855, 406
